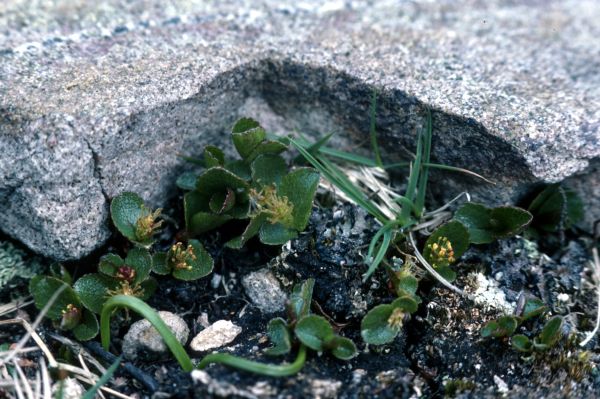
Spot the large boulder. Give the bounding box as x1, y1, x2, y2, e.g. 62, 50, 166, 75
1, 0, 598, 260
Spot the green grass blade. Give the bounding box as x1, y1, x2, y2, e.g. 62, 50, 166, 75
369, 91, 383, 167
198, 345, 307, 377
401, 126, 423, 221
82, 356, 122, 399
101, 295, 194, 372
414, 109, 432, 217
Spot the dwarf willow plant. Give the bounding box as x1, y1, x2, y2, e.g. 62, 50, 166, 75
100, 279, 356, 376
181, 118, 319, 247
290, 105, 535, 346
30, 191, 213, 340
481, 294, 564, 354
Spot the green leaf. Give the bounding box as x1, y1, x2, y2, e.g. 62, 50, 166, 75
151, 252, 171, 275
72, 310, 99, 341
184, 191, 208, 231
196, 167, 250, 196
511, 334, 533, 353
139, 278, 158, 301
49, 263, 73, 285
251, 154, 288, 187
259, 222, 298, 245
125, 247, 153, 284
176, 171, 198, 191
279, 168, 320, 231
188, 212, 232, 235
329, 336, 358, 360
225, 160, 252, 180
435, 264, 457, 282
29, 276, 81, 320
294, 315, 335, 352
98, 253, 124, 277
172, 240, 214, 281
537, 316, 563, 348
480, 316, 518, 338
247, 140, 288, 161
73, 274, 118, 314
423, 220, 470, 267
208, 188, 236, 214
528, 185, 583, 232
391, 296, 419, 314
265, 318, 292, 356
455, 203, 532, 244
231, 118, 267, 160
396, 274, 418, 297
361, 304, 400, 345
225, 213, 269, 249
521, 297, 547, 321
289, 279, 315, 319
204, 145, 225, 168
110, 192, 145, 243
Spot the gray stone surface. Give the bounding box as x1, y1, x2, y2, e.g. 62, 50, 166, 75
1, 0, 598, 259
122, 310, 189, 360
242, 268, 288, 314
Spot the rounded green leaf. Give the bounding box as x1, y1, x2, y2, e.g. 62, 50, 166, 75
110, 192, 145, 242
289, 279, 315, 319
423, 220, 470, 267
196, 167, 249, 195
248, 140, 288, 161
189, 212, 232, 235
139, 278, 158, 301
251, 154, 288, 187
528, 185, 583, 232
396, 274, 418, 297
511, 334, 532, 353
265, 317, 292, 356
172, 240, 214, 281
125, 248, 152, 284
73, 274, 118, 314
521, 296, 547, 321
279, 168, 320, 231
225, 213, 268, 249
231, 118, 266, 160
259, 222, 298, 245
391, 296, 419, 314
225, 160, 252, 180
72, 310, 99, 341
98, 253, 124, 277
29, 276, 81, 320
176, 171, 198, 191
537, 316, 563, 347
204, 145, 225, 168
454, 203, 495, 244
361, 304, 399, 345
481, 315, 518, 338
434, 264, 457, 283
488, 207, 533, 239
208, 188, 236, 214
295, 315, 335, 352
329, 336, 358, 360
151, 252, 171, 275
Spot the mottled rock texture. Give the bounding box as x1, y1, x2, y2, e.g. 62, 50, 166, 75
1, 0, 598, 259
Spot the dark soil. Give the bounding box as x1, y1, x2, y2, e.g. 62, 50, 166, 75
2, 201, 599, 398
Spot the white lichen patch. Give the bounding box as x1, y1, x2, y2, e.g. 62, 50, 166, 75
468, 272, 515, 314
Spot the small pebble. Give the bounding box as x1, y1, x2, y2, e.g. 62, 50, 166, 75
122, 311, 189, 360
190, 320, 242, 352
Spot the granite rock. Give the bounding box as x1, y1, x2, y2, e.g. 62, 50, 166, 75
0, 0, 598, 259
189, 320, 242, 352
242, 268, 288, 314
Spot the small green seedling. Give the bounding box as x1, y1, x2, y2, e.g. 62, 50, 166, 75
454, 202, 533, 244
183, 118, 319, 247
152, 239, 214, 281
481, 294, 563, 354
480, 315, 519, 338
74, 248, 156, 314
527, 184, 583, 234
29, 276, 99, 340
361, 296, 419, 345
265, 279, 358, 360
111, 192, 163, 248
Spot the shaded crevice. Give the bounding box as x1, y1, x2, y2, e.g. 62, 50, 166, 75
82, 136, 110, 204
